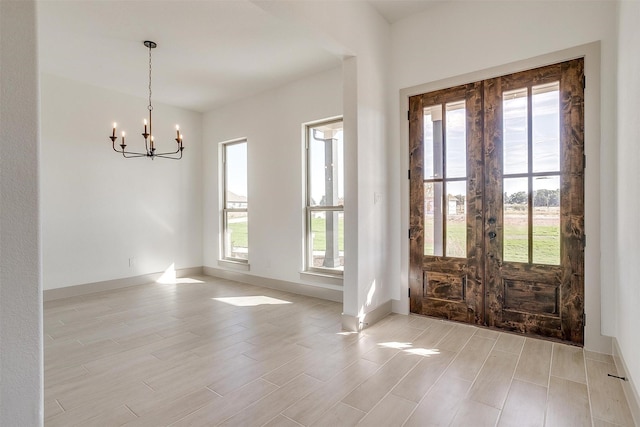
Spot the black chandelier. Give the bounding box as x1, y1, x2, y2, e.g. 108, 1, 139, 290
109, 40, 184, 159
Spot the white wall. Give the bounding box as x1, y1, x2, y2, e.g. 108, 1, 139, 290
388, 1, 618, 352
616, 0, 640, 408
40, 74, 203, 290
203, 67, 342, 287
0, 0, 43, 424
252, 0, 392, 324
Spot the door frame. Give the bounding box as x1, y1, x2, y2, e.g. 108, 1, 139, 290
397, 42, 611, 351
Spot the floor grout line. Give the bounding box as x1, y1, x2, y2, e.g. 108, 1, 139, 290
124, 403, 139, 418
400, 324, 480, 427
55, 398, 65, 412
584, 347, 596, 427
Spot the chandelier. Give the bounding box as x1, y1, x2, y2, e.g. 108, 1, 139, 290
109, 41, 184, 159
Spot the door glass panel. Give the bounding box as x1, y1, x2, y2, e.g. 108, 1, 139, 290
423, 105, 443, 179
424, 182, 443, 256
532, 82, 560, 173
533, 176, 560, 265
503, 177, 529, 262
446, 180, 466, 258
445, 101, 466, 178
503, 88, 528, 175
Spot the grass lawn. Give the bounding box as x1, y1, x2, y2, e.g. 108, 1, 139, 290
228, 220, 248, 249
311, 216, 344, 251
228, 216, 345, 252
230, 212, 560, 265
425, 215, 560, 265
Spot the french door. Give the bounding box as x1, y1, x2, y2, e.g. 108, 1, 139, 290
409, 59, 585, 344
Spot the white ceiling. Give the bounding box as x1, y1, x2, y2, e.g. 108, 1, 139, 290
369, 0, 444, 23
37, 0, 438, 113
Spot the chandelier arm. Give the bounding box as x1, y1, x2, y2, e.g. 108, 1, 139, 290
153, 147, 182, 156
154, 152, 183, 160
122, 152, 150, 158
111, 143, 122, 153
120, 148, 150, 157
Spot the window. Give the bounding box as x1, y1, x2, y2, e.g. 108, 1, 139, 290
221, 140, 248, 262
305, 119, 344, 275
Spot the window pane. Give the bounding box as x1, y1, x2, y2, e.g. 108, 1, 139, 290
532, 82, 560, 173
503, 177, 528, 262
533, 176, 560, 265
424, 182, 443, 256
503, 88, 528, 175
224, 211, 248, 260
225, 142, 248, 209
308, 122, 343, 207
445, 101, 466, 178
310, 210, 344, 271
446, 180, 466, 258
424, 105, 443, 179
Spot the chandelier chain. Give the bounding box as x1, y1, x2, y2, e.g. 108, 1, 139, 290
148, 44, 153, 111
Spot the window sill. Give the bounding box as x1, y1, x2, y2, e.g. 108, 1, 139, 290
299, 271, 343, 288
218, 259, 250, 271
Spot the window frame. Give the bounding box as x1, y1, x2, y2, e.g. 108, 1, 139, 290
304, 117, 344, 277
220, 139, 248, 264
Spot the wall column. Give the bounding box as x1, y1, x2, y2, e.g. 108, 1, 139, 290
0, 0, 43, 424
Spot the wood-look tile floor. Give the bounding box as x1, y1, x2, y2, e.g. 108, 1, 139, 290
44, 275, 636, 426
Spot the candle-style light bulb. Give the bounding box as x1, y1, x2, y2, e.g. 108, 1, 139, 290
176, 125, 180, 139
143, 119, 148, 135
112, 122, 117, 138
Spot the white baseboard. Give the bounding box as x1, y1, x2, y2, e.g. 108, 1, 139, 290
392, 298, 408, 315
43, 267, 203, 301
203, 266, 343, 303
613, 337, 640, 425
342, 299, 392, 332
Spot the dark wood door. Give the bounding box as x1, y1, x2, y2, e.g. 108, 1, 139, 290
409, 59, 585, 344
409, 82, 485, 324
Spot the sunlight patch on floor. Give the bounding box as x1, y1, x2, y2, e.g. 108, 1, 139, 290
378, 341, 440, 357
212, 296, 292, 307
378, 341, 413, 350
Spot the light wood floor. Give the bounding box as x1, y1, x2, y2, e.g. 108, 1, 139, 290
44, 275, 635, 426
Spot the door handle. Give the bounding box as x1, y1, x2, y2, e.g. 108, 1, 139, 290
488, 231, 497, 240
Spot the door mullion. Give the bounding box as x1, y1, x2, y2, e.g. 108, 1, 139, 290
441, 104, 447, 257
527, 86, 534, 264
